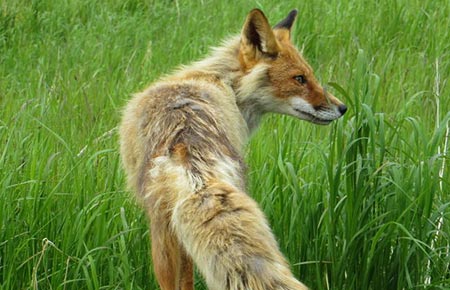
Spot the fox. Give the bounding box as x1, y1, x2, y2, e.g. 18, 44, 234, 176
119, 8, 347, 290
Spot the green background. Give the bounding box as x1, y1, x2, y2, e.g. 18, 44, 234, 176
1, 0, 449, 289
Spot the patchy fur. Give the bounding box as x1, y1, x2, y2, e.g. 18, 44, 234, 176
119, 8, 346, 290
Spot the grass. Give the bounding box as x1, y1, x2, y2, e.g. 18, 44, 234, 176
0, 0, 449, 289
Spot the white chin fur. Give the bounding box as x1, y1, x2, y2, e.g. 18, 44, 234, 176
287, 97, 342, 124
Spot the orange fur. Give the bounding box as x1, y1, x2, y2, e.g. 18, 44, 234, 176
119, 9, 346, 290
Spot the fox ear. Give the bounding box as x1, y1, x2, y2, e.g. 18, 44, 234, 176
273, 9, 298, 42
241, 9, 280, 63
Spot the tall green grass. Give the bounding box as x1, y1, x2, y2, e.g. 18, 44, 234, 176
1, 0, 449, 289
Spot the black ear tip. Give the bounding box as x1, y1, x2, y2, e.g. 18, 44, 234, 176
274, 9, 298, 30
289, 9, 298, 18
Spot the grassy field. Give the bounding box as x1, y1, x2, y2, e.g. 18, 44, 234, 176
1, 0, 449, 289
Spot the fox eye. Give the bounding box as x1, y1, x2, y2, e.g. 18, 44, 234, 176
294, 75, 307, 85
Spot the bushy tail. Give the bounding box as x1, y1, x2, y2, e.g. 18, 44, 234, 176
171, 180, 308, 290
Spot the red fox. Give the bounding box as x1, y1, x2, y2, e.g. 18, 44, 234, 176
119, 9, 346, 290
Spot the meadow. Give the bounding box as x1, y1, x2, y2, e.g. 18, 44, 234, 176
1, 0, 449, 289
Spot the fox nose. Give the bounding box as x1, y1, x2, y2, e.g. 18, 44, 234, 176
338, 104, 347, 115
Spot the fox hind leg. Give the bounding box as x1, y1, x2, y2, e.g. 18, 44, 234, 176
150, 214, 194, 290
179, 247, 194, 290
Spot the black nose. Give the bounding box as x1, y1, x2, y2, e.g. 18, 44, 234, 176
338, 104, 347, 115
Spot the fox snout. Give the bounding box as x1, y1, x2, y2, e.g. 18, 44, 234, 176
288, 96, 346, 125
323, 86, 347, 115
302, 87, 347, 125
321, 87, 348, 121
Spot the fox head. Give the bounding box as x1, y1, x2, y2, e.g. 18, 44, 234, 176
238, 9, 347, 125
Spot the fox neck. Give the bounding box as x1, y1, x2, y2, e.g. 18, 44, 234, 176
183, 36, 270, 133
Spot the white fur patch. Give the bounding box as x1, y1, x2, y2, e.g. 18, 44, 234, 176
288, 97, 342, 124
212, 156, 243, 189
289, 98, 315, 115
145, 156, 200, 200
